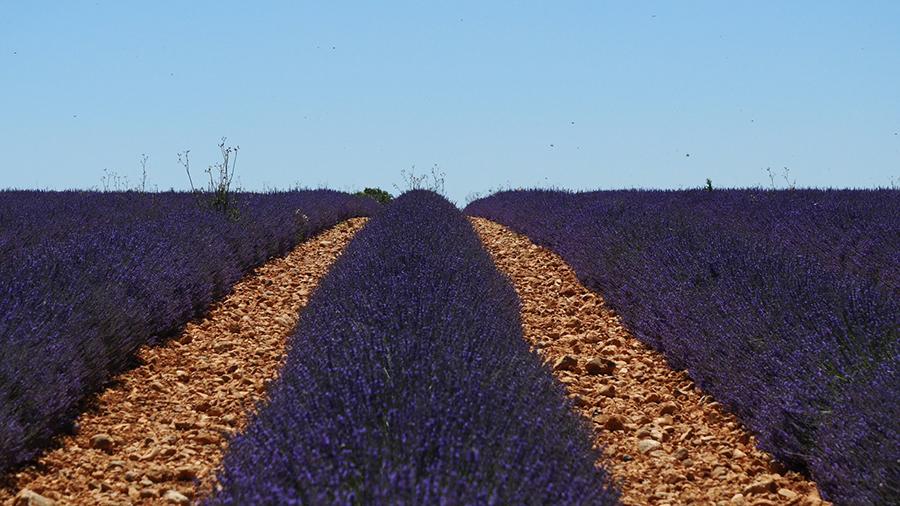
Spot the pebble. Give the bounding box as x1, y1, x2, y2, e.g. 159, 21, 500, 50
638, 439, 661, 454
164, 489, 190, 504
743, 476, 777, 495
585, 357, 616, 375
659, 402, 678, 415
175, 466, 199, 481
13, 489, 55, 506
600, 414, 626, 431
89, 433, 114, 453
552, 354, 578, 371
777, 488, 798, 500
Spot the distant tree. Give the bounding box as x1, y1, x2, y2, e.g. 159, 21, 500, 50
356, 187, 393, 204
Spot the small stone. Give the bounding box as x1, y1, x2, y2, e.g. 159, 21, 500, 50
638, 439, 661, 454
128, 487, 141, 500
600, 414, 625, 431
163, 490, 190, 504
644, 392, 661, 403
124, 471, 140, 482
14, 489, 55, 506
777, 488, 798, 500
729, 493, 746, 505
743, 476, 777, 495
193, 432, 219, 445
174, 420, 196, 430
585, 357, 615, 375
175, 466, 199, 481
139, 447, 160, 460
175, 370, 190, 382
659, 402, 678, 415
148, 468, 172, 483
598, 385, 616, 397
139, 488, 158, 499
673, 447, 689, 461
108, 460, 126, 468
552, 355, 578, 372
90, 433, 114, 453
732, 448, 747, 459
583, 331, 602, 343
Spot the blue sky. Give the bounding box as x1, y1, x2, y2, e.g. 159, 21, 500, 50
1, 1, 898, 203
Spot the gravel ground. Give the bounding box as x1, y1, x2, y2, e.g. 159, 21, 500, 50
471, 217, 830, 506
1, 218, 366, 506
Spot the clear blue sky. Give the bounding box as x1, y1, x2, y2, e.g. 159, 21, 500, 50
2, 1, 898, 203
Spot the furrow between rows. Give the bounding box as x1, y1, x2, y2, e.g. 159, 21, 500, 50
1, 218, 367, 506
472, 217, 829, 506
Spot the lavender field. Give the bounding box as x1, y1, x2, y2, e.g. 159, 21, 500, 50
467, 189, 899, 505
0, 188, 896, 505
0, 190, 379, 473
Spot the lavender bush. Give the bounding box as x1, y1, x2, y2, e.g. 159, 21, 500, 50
0, 190, 379, 473
208, 191, 618, 505
467, 189, 899, 505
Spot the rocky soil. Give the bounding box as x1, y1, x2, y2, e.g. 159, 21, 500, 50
472, 217, 830, 506
1, 218, 367, 506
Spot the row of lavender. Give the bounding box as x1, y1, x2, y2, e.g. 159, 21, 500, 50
207, 191, 619, 505
0, 190, 380, 474
466, 189, 899, 505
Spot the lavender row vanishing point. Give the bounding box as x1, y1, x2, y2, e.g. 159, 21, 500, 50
208, 191, 619, 505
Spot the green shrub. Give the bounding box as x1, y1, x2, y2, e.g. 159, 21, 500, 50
356, 187, 393, 204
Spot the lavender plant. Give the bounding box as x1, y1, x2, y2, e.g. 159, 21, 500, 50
466, 188, 899, 505
207, 190, 618, 505
0, 189, 380, 473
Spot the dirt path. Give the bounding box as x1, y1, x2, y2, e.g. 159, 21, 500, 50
472, 218, 829, 506
1, 218, 366, 506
